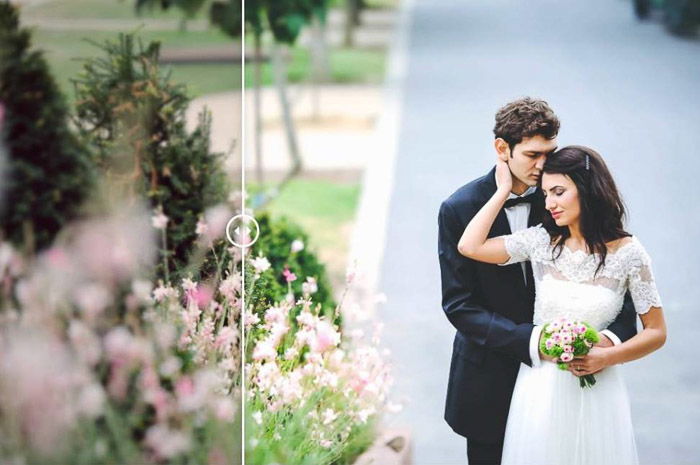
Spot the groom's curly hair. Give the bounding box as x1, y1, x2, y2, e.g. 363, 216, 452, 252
494, 98, 560, 152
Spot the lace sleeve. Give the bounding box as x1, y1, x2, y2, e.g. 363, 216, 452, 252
500, 224, 549, 266
627, 239, 662, 314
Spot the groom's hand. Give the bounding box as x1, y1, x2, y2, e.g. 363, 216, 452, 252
538, 331, 557, 363
594, 334, 614, 348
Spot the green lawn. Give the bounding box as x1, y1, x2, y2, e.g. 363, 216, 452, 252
33, 29, 239, 100
22, 0, 206, 20
243, 46, 386, 87
260, 179, 361, 289
33, 30, 385, 102
23, 1, 388, 100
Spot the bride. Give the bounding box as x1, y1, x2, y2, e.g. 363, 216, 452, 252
457, 145, 667, 465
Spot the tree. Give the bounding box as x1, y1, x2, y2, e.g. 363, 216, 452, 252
0, 3, 95, 253
135, 0, 331, 203
72, 34, 229, 281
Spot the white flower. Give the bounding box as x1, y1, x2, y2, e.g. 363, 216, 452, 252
152, 284, 178, 302
151, 209, 169, 230
252, 339, 277, 361
320, 439, 333, 448
386, 402, 403, 414
250, 256, 271, 274
181, 277, 197, 292
252, 411, 263, 425
145, 424, 191, 459
321, 408, 338, 425
291, 239, 305, 253
78, 383, 106, 418
195, 218, 209, 236
284, 347, 299, 360
357, 407, 376, 424
302, 277, 318, 296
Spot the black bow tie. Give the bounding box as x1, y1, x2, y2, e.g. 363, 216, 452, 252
504, 194, 537, 209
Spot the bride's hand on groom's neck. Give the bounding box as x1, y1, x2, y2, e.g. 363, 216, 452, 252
495, 156, 513, 195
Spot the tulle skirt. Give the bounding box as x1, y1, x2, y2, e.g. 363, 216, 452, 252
501, 362, 638, 465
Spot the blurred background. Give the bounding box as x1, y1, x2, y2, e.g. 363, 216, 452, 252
2, 0, 700, 463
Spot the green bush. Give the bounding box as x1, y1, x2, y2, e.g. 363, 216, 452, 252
0, 3, 95, 252
72, 33, 229, 281
248, 213, 338, 324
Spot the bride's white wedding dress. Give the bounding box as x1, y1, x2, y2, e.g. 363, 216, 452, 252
499, 225, 662, 465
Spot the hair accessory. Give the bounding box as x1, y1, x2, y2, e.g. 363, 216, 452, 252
585, 154, 590, 171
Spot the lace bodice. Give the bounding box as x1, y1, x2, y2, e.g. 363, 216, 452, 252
502, 225, 662, 329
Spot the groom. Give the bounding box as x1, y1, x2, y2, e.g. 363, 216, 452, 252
437, 97, 638, 465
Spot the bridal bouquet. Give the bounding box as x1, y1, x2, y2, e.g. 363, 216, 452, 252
540, 318, 600, 388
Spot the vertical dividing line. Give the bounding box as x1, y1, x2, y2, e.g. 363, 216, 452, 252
240, 0, 246, 462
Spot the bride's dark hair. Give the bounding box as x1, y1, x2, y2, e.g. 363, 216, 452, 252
541, 145, 631, 275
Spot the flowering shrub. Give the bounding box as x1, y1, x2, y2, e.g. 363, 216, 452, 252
244, 253, 396, 465
248, 213, 337, 325
73, 33, 229, 282
0, 202, 242, 465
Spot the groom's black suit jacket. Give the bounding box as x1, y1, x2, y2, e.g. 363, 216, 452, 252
437, 167, 638, 443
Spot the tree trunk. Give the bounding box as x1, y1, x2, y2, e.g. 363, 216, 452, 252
271, 43, 302, 186
310, 16, 331, 121
253, 33, 263, 186
344, 0, 358, 47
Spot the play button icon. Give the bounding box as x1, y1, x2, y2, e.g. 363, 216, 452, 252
225, 214, 260, 248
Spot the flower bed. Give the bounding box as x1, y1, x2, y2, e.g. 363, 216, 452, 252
243, 214, 397, 465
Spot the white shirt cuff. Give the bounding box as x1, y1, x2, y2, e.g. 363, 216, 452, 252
600, 329, 622, 346
529, 325, 544, 367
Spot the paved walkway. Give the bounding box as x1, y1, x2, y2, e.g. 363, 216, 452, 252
376, 0, 700, 464
186, 84, 383, 179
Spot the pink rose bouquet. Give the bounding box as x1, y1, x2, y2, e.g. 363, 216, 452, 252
540, 318, 600, 388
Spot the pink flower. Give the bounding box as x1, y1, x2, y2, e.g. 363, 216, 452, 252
545, 338, 555, 350
563, 345, 574, 353
282, 267, 297, 283
175, 376, 195, 398
310, 321, 340, 353
264, 306, 285, 324
187, 284, 213, 309
346, 269, 356, 284
214, 398, 236, 421
560, 352, 574, 362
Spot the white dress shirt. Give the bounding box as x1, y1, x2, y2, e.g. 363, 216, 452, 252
496, 179, 621, 367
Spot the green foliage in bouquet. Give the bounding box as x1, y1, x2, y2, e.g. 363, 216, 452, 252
539, 321, 600, 388
0, 3, 95, 252
72, 33, 229, 281
247, 212, 338, 325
